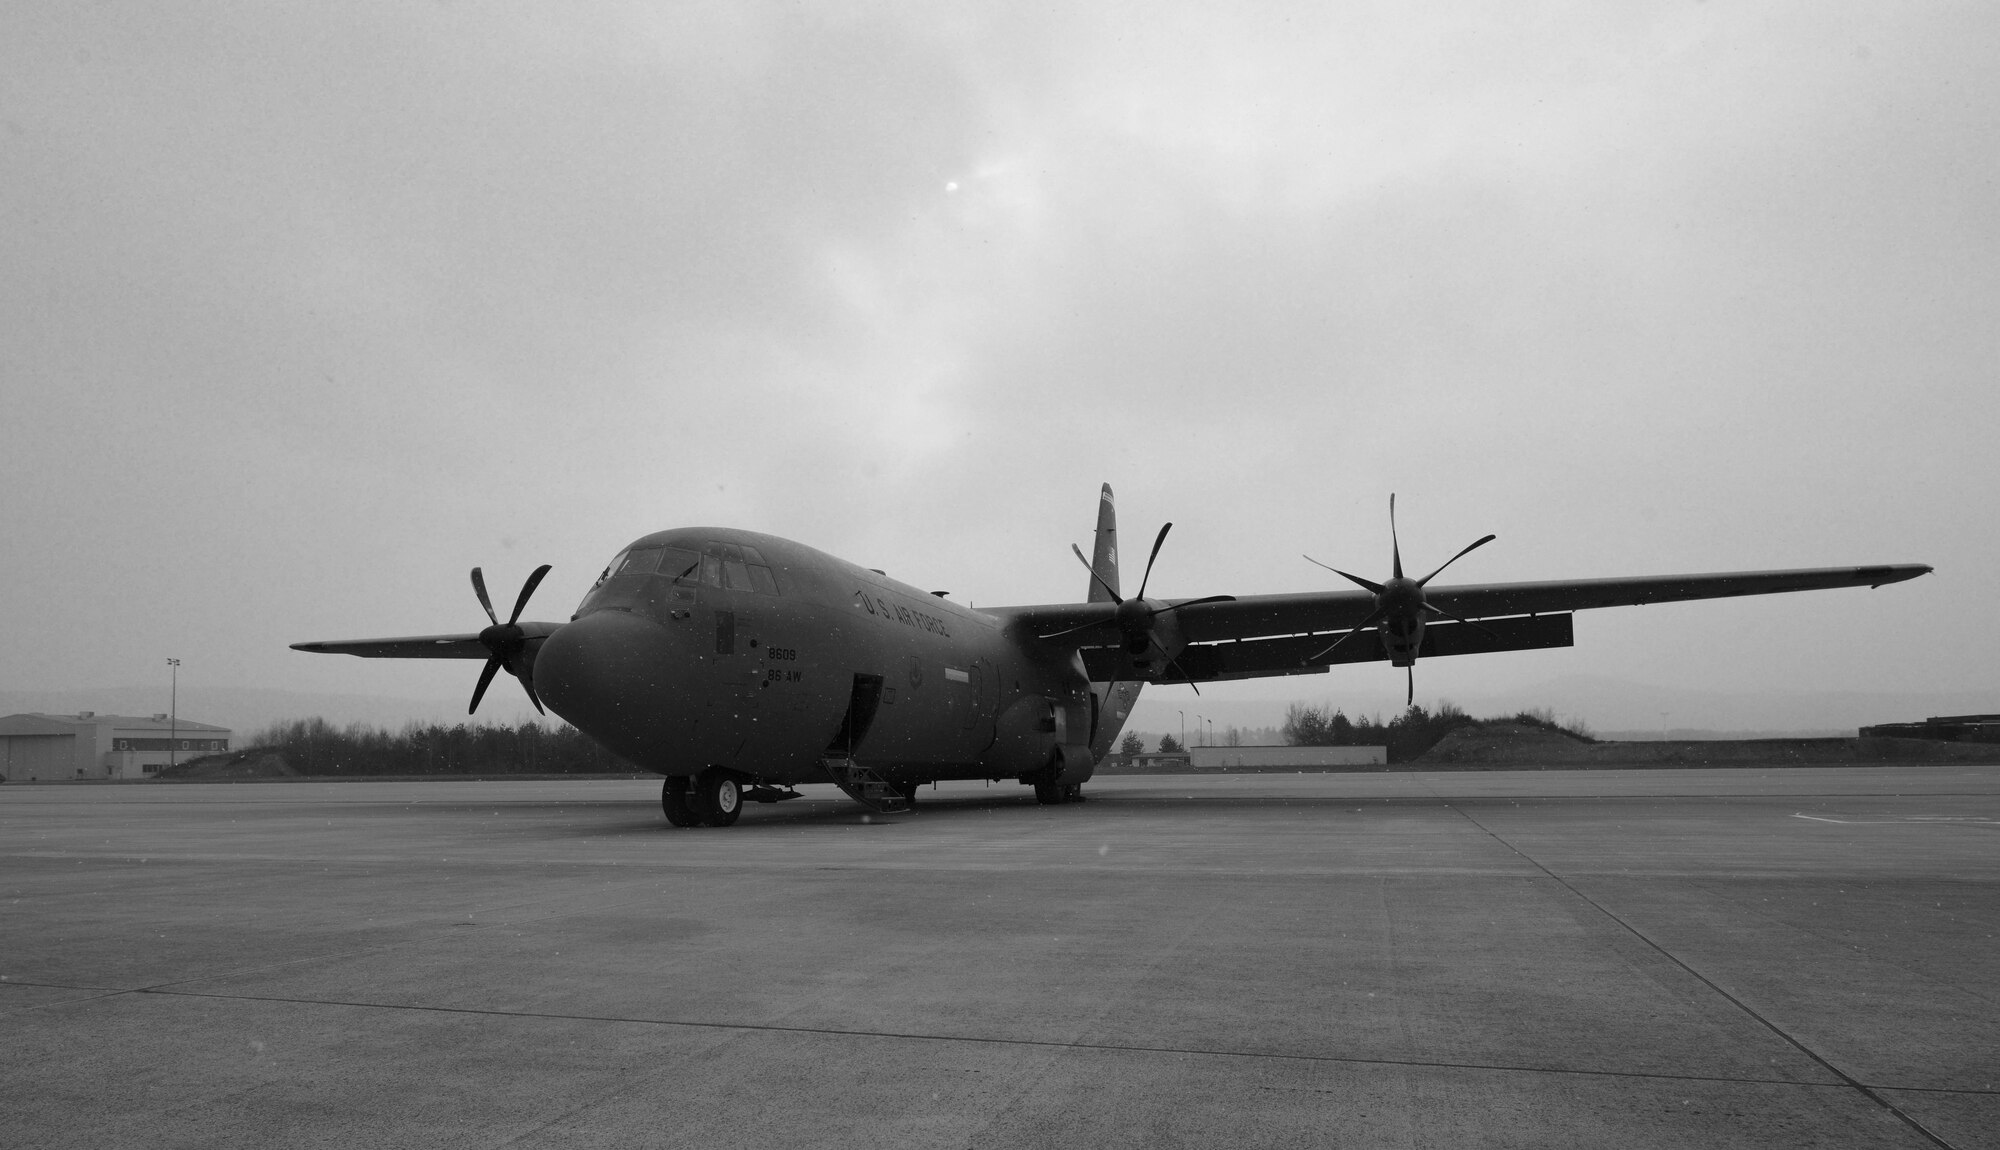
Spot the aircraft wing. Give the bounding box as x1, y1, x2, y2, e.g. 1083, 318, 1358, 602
992, 564, 1930, 681
1180, 564, 1931, 644
290, 622, 564, 660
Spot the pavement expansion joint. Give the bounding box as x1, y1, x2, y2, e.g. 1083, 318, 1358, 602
1440, 800, 1965, 1150
99, 983, 1972, 1098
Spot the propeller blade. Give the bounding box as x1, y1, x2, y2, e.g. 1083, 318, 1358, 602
1304, 608, 1386, 663
1303, 555, 1385, 595
1406, 665, 1414, 707
1070, 543, 1123, 604
1134, 522, 1172, 601
471, 568, 499, 627
1389, 494, 1403, 581
516, 666, 547, 716
1423, 602, 1501, 640
1153, 594, 1237, 615
1166, 652, 1203, 696
469, 657, 502, 714
508, 564, 552, 625
1416, 535, 1496, 587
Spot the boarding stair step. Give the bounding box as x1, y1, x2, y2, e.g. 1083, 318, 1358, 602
821, 757, 911, 814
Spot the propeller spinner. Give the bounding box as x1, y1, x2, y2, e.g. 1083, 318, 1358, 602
469, 564, 552, 715
1302, 495, 1496, 705
1043, 522, 1234, 693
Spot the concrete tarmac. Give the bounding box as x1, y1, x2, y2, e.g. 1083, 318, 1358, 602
3, 767, 1996, 1148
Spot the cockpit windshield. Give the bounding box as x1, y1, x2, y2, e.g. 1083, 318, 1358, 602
615, 546, 663, 577
579, 538, 780, 616
658, 547, 701, 583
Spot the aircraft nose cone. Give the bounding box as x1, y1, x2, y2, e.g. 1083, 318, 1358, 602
535, 610, 684, 760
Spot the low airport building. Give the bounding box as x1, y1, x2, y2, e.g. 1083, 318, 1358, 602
0, 713, 233, 781
1858, 714, 2000, 743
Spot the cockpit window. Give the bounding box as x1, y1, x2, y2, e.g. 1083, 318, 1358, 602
698, 540, 783, 595
591, 549, 630, 589
616, 546, 664, 577
658, 547, 700, 584
720, 544, 758, 592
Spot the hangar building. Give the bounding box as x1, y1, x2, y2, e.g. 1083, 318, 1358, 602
0, 713, 233, 781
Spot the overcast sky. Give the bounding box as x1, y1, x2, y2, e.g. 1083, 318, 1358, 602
5, 2, 1995, 723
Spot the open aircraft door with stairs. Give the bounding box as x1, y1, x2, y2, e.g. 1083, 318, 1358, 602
822, 673, 908, 813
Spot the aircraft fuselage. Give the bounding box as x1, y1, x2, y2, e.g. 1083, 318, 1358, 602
533, 528, 1103, 788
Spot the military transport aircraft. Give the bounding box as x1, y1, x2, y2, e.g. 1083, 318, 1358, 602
294, 485, 1930, 827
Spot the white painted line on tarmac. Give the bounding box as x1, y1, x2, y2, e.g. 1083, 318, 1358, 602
1792, 813, 1998, 826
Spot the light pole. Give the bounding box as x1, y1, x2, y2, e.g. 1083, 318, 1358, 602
1196, 715, 1205, 747
167, 658, 180, 771
1178, 711, 1186, 752
1207, 718, 1214, 747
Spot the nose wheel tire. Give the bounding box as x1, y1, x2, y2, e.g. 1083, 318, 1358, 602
662, 778, 701, 827
695, 769, 743, 827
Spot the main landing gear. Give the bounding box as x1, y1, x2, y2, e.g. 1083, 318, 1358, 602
1033, 781, 1085, 805
662, 770, 742, 828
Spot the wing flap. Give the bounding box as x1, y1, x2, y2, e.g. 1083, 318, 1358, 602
1082, 614, 1575, 683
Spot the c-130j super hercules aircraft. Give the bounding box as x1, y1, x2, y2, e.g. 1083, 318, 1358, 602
294, 486, 1930, 827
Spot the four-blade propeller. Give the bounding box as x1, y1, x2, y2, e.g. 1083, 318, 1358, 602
1041, 522, 1234, 693
469, 564, 552, 715
1302, 495, 1496, 705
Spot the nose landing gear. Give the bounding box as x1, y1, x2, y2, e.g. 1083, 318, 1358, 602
662, 770, 743, 827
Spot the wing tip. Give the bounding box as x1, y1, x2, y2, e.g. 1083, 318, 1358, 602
1860, 564, 1934, 588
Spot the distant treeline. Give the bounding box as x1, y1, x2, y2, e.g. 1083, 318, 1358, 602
222, 706, 1590, 776
242, 717, 633, 776
1281, 701, 1594, 763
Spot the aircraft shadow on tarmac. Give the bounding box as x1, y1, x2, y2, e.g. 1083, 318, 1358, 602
555, 785, 1458, 835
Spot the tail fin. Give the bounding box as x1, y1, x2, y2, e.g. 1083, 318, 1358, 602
1087, 483, 1120, 603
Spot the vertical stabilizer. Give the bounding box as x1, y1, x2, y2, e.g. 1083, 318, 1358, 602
1086, 484, 1142, 757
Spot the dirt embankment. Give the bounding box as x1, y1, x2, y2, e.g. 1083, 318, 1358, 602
1416, 722, 2000, 768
